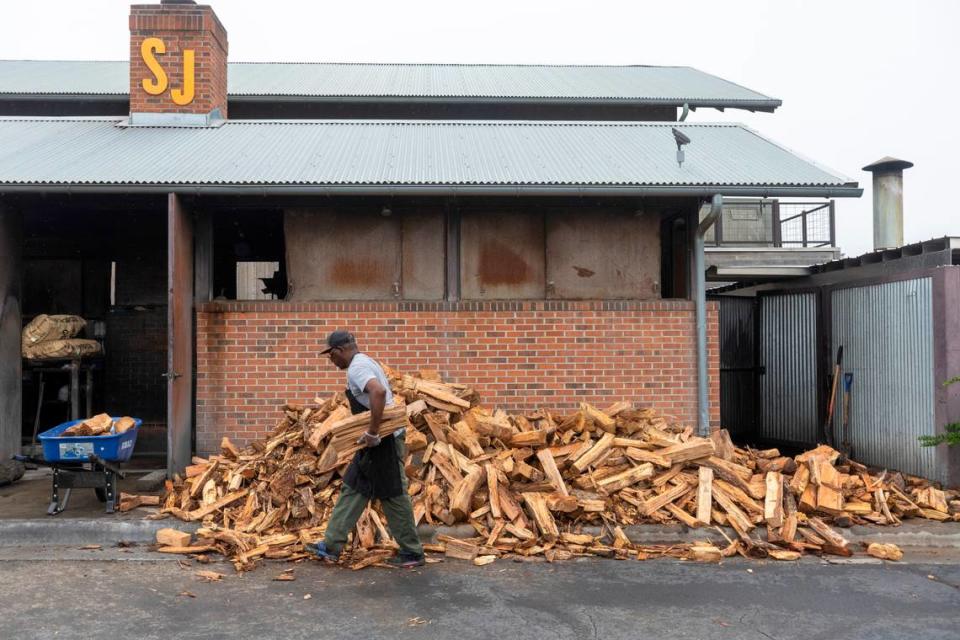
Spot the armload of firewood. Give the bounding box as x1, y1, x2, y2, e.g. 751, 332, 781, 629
62, 413, 136, 437
155, 369, 959, 572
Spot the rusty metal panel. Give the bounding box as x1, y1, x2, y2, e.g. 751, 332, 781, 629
167, 194, 193, 476
461, 211, 545, 300
545, 209, 659, 299
759, 292, 818, 444
284, 209, 401, 300
401, 209, 445, 300
832, 279, 938, 482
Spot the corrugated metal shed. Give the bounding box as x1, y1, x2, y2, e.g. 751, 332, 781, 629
831, 279, 939, 483
0, 118, 858, 192
0, 61, 781, 109
759, 292, 819, 444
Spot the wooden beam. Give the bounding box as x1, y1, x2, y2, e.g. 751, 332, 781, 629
0, 205, 22, 460
168, 193, 194, 478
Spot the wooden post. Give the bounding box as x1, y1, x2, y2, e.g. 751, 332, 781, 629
828, 200, 836, 248
0, 205, 22, 460
167, 194, 194, 477
771, 200, 782, 248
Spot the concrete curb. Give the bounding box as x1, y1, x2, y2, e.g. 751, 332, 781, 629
0, 519, 201, 545
2, 518, 958, 549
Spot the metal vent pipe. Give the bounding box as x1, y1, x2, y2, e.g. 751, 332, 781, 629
694, 194, 722, 436
863, 156, 913, 250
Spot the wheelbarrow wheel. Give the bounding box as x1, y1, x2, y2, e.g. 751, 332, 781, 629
95, 487, 107, 502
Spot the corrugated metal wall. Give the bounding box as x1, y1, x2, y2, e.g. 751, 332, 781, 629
719, 297, 757, 439
832, 278, 939, 483
759, 292, 818, 443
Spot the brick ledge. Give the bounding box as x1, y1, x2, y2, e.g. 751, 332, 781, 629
197, 299, 701, 313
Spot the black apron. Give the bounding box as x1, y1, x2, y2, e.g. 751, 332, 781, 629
342, 388, 404, 499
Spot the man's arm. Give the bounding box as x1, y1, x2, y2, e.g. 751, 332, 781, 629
359, 378, 388, 447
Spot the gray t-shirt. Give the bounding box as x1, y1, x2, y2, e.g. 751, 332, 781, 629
346, 353, 394, 410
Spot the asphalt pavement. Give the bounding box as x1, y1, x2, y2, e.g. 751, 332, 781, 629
2, 546, 959, 640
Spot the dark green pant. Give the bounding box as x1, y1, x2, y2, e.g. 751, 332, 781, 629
323, 432, 423, 557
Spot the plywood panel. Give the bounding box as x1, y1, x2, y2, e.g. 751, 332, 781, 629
402, 209, 445, 300
284, 209, 401, 300
546, 209, 660, 299
461, 211, 545, 300
236, 262, 280, 300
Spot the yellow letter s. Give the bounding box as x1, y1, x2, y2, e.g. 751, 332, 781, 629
141, 37, 168, 96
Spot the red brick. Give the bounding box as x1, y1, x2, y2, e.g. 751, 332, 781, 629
194, 301, 720, 454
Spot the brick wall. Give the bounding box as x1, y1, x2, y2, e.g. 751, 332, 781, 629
129, 3, 229, 117
195, 300, 720, 455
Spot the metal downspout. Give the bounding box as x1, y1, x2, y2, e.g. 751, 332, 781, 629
695, 194, 723, 436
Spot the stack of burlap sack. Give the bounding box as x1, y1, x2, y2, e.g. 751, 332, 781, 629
21, 314, 102, 360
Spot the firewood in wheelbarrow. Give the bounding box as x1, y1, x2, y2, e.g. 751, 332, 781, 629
63, 423, 94, 436
82, 413, 114, 435
114, 416, 137, 434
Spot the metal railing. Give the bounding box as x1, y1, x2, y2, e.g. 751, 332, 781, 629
704, 199, 836, 249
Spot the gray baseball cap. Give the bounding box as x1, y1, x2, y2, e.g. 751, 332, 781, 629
321, 330, 356, 354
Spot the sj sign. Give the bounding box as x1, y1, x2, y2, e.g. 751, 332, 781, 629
139, 37, 195, 106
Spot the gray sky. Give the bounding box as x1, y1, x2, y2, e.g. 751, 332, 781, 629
2, 0, 956, 257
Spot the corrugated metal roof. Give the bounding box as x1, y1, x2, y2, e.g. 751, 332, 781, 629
0, 61, 780, 109
0, 118, 856, 191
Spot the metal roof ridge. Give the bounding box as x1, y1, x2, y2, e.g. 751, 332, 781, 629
686, 66, 780, 103
0, 116, 747, 127
0, 115, 125, 122
0, 59, 694, 69
736, 123, 858, 185
0, 58, 126, 63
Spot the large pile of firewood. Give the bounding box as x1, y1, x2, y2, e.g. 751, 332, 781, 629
155, 369, 959, 571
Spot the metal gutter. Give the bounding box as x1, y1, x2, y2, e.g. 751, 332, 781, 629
695, 194, 723, 436
0, 93, 782, 112
227, 95, 782, 112
0, 184, 862, 197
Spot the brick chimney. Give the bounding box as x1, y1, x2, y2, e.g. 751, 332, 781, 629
129, 1, 228, 125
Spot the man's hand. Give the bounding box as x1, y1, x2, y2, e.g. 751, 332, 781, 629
357, 431, 381, 448
359, 378, 388, 448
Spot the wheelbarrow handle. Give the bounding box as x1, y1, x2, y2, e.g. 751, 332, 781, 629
89, 454, 126, 478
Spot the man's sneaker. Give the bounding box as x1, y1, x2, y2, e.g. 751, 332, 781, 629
305, 541, 339, 562
387, 553, 426, 568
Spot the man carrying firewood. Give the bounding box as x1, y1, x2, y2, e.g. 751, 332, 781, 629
307, 330, 425, 568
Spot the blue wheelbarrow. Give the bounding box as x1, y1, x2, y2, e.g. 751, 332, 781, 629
13, 417, 142, 515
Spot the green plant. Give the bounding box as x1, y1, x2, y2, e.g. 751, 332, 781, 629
919, 377, 960, 446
